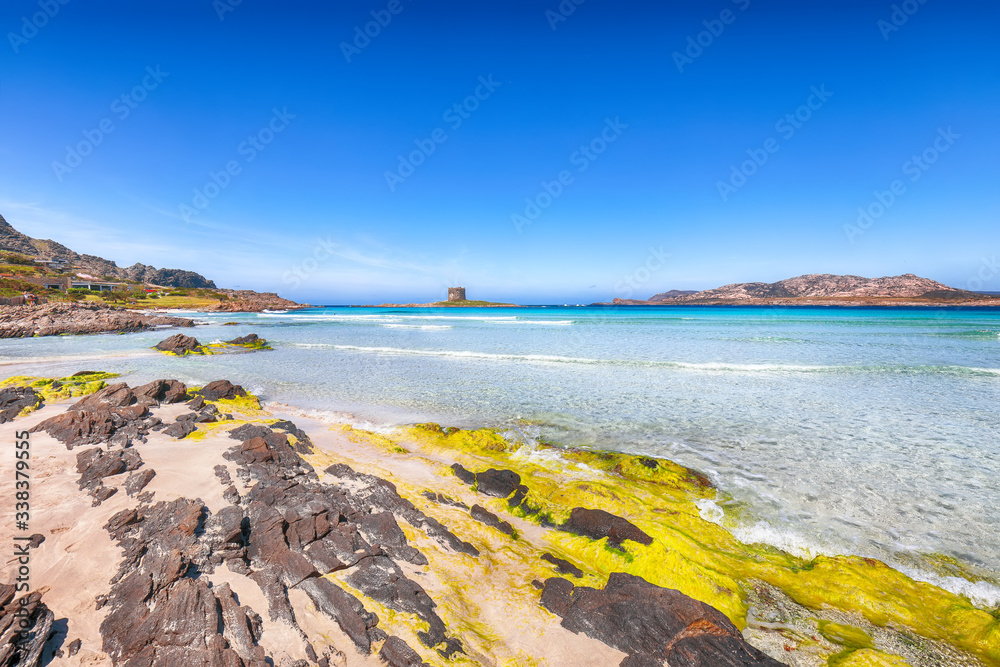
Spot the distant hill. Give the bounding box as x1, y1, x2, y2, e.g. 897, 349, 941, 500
0, 212, 216, 288
602, 274, 995, 306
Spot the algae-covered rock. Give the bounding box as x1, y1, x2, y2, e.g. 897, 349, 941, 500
0, 385, 41, 422
154, 333, 203, 355
561, 507, 653, 549
541, 573, 783, 667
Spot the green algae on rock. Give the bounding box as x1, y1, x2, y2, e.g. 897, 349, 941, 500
153, 332, 272, 356
0, 372, 119, 417
394, 422, 1000, 666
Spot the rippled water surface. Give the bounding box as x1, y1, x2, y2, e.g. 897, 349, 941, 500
3, 306, 999, 601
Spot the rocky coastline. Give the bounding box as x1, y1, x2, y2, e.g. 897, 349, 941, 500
1, 371, 997, 667
0, 303, 194, 339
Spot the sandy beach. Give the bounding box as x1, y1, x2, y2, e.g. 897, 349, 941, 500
2, 361, 997, 667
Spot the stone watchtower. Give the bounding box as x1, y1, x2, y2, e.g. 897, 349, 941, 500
448, 287, 466, 302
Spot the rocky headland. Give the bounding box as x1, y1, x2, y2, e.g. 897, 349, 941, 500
0, 303, 194, 339
603, 274, 1000, 307
205, 290, 308, 313
1, 374, 997, 667
0, 214, 216, 289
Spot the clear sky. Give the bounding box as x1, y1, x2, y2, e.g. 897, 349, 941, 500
1, 0, 998, 304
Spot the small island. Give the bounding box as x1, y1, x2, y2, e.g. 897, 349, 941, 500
358, 286, 520, 308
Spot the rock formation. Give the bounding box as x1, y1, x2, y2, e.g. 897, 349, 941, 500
0, 213, 216, 288
604, 273, 998, 306
0, 303, 193, 338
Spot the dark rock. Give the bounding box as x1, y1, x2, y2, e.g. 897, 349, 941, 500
508, 484, 529, 508
0, 589, 55, 666
450, 463, 475, 484
197, 380, 247, 401
67, 638, 82, 657
155, 334, 203, 355
27, 533, 45, 549
470, 505, 515, 538
227, 333, 262, 345
541, 573, 783, 667
420, 491, 468, 509
188, 396, 207, 411
0, 386, 40, 423
229, 424, 273, 441
124, 468, 156, 496
164, 420, 198, 439
299, 577, 375, 653
70, 383, 136, 412
91, 484, 118, 505
542, 553, 583, 578
76, 447, 143, 490
475, 468, 521, 498
134, 379, 189, 405
561, 508, 653, 549
379, 635, 428, 666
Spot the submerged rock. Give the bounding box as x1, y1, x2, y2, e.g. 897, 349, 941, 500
541, 573, 783, 667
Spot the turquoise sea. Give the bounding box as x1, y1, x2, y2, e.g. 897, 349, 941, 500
3, 305, 999, 604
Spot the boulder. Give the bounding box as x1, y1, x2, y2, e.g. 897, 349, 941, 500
197, 380, 247, 401
133, 379, 189, 405
227, 333, 262, 345
561, 508, 653, 549
155, 334, 203, 355
474, 468, 522, 498
0, 386, 40, 423
540, 573, 783, 667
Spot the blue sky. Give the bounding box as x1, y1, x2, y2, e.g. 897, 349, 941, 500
1, 0, 998, 304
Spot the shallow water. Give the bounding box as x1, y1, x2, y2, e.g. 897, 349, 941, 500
3, 305, 999, 601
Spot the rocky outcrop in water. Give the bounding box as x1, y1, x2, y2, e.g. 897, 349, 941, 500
207, 291, 304, 312
0, 303, 194, 339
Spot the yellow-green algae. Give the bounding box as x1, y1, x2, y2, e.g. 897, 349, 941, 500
1, 372, 119, 414
154, 339, 272, 357
306, 444, 601, 666
831, 649, 913, 666
392, 423, 1000, 666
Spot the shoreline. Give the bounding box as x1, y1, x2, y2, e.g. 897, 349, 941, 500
1, 367, 999, 665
